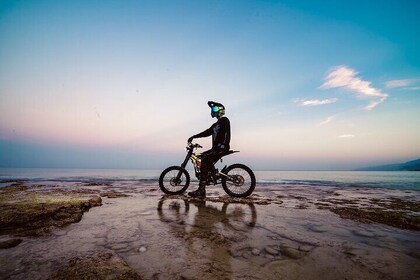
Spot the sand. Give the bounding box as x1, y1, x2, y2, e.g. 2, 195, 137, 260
0, 181, 419, 280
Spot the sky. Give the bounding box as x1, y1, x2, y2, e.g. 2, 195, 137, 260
0, 0, 419, 170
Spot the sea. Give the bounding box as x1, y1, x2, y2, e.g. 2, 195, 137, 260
0, 168, 419, 191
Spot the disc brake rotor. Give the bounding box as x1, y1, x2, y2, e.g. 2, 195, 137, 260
232, 175, 244, 187
170, 177, 181, 186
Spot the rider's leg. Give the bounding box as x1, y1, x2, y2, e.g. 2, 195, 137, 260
188, 180, 206, 197
200, 150, 222, 183
188, 150, 217, 197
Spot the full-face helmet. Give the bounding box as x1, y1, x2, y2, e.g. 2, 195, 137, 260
208, 101, 225, 118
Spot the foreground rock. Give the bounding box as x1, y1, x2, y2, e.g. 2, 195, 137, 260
0, 237, 22, 249
316, 197, 420, 231
48, 252, 142, 280
0, 184, 102, 237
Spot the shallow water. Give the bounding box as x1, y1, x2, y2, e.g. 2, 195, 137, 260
1, 168, 419, 190
1, 181, 419, 279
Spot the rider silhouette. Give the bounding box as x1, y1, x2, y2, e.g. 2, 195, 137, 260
187, 101, 231, 197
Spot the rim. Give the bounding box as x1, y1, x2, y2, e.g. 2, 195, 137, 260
162, 169, 187, 192
225, 167, 253, 195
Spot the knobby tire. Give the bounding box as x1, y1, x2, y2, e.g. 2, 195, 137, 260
221, 163, 256, 197
159, 166, 190, 195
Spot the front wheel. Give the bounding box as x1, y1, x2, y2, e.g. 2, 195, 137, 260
221, 164, 256, 197
159, 166, 190, 195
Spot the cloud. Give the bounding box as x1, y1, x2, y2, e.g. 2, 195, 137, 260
320, 65, 388, 110
318, 115, 335, 126
337, 134, 355, 138
385, 79, 418, 89
385, 79, 420, 93
364, 98, 386, 110
405, 87, 420, 91
294, 98, 338, 106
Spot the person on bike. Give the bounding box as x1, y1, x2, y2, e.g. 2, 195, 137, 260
187, 101, 231, 197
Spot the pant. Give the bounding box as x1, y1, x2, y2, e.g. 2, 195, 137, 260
199, 149, 226, 186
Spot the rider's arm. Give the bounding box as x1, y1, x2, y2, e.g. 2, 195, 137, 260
191, 126, 213, 139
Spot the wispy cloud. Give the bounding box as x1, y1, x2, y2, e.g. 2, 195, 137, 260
386, 79, 418, 89
405, 87, 420, 91
320, 65, 388, 110
337, 134, 355, 138
318, 115, 335, 126
293, 98, 338, 106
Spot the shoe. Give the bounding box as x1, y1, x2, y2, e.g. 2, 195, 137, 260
188, 186, 206, 198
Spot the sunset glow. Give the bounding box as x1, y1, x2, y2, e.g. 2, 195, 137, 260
1, 0, 419, 169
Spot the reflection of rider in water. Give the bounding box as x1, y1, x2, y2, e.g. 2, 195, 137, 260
187, 101, 231, 197
157, 198, 257, 278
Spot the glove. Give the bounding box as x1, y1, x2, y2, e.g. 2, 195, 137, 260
187, 137, 194, 143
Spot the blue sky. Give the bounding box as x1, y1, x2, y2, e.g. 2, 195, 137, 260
0, 0, 419, 170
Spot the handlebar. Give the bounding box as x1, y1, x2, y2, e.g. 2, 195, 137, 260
187, 142, 203, 149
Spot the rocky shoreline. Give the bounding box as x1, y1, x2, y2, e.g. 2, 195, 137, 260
0, 183, 102, 239
0, 182, 419, 279
47, 251, 142, 280
307, 194, 419, 231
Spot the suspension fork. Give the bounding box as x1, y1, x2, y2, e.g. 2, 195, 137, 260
175, 149, 193, 184
181, 149, 193, 169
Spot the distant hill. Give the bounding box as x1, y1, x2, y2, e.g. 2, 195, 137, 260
355, 159, 420, 171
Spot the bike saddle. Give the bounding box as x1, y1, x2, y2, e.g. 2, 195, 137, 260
224, 150, 239, 156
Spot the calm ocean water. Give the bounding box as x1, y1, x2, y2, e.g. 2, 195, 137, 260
0, 168, 419, 191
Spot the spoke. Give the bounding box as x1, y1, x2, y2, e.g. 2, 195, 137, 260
163, 169, 187, 191
225, 168, 253, 194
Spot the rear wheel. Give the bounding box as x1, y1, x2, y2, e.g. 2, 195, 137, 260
221, 164, 256, 197
159, 166, 190, 195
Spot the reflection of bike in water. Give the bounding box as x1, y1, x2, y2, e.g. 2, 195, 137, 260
157, 197, 257, 279
159, 143, 256, 197
157, 197, 257, 232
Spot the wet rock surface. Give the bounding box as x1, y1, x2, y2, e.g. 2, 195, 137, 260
0, 182, 419, 280
0, 237, 22, 249
100, 191, 131, 198
47, 251, 142, 280
0, 184, 102, 237
330, 207, 420, 230
315, 196, 420, 230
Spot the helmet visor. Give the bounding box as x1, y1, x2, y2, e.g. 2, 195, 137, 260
211, 106, 220, 112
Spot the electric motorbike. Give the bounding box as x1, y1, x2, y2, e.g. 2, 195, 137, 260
159, 143, 256, 197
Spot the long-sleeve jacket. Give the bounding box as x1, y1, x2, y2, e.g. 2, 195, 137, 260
192, 117, 230, 151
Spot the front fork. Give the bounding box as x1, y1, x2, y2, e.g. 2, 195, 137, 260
174, 150, 193, 184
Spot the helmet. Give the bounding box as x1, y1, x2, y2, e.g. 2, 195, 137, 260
208, 101, 225, 118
